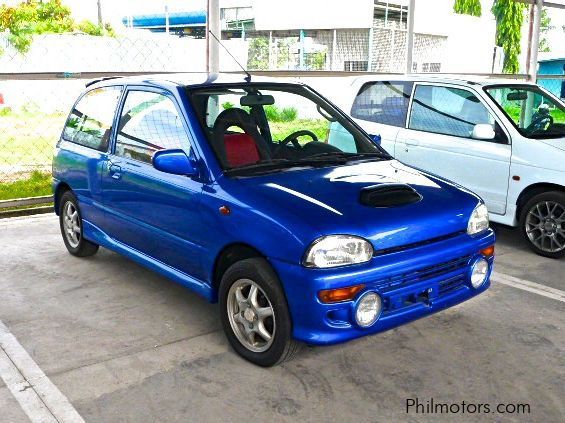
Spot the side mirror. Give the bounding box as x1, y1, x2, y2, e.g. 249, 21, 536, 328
152, 149, 198, 176
371, 134, 382, 145
471, 124, 495, 140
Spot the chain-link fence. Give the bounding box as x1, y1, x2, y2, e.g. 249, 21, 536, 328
1, 0, 564, 205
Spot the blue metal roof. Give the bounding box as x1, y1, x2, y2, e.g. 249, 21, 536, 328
122, 11, 206, 28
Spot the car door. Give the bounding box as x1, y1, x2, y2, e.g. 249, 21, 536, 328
396, 83, 511, 215
349, 80, 414, 154
101, 87, 206, 279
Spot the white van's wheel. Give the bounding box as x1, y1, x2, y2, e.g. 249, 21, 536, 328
520, 191, 565, 259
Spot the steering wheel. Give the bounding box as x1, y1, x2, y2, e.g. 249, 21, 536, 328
279, 130, 318, 149
525, 114, 554, 135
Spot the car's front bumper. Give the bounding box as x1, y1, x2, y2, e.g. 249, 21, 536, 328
269, 229, 495, 345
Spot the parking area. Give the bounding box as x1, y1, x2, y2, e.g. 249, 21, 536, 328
0, 215, 564, 422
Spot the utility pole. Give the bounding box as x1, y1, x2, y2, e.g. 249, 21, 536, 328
528, 0, 543, 82
97, 0, 103, 27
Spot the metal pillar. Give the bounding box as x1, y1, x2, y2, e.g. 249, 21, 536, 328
368, 28, 374, 72
299, 30, 305, 70
528, 0, 543, 82
332, 29, 337, 71
405, 0, 415, 74
97, 0, 103, 26
207, 0, 220, 74
165, 4, 170, 35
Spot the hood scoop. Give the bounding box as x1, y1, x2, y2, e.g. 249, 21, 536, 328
360, 183, 422, 208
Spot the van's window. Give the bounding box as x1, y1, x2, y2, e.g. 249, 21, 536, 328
62, 86, 122, 151
485, 85, 565, 139
115, 91, 190, 163
351, 81, 413, 127
409, 85, 495, 139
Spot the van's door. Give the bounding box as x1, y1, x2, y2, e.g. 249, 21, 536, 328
348, 81, 414, 156
396, 83, 511, 215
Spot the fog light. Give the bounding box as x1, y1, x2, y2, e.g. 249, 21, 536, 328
470, 258, 489, 288
355, 292, 381, 327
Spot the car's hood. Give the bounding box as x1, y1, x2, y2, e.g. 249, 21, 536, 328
228, 160, 481, 251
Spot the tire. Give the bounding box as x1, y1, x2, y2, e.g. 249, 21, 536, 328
519, 191, 565, 259
219, 258, 300, 366
59, 190, 99, 257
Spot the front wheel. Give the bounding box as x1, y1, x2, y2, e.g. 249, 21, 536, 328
219, 258, 300, 366
59, 191, 99, 257
520, 191, 565, 259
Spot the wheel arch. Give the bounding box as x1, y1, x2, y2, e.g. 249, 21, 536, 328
53, 182, 72, 215
211, 243, 266, 296
516, 183, 565, 220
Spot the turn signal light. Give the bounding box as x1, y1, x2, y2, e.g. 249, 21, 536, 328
318, 284, 365, 303
480, 245, 495, 257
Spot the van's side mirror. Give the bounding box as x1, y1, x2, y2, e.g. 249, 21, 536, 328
153, 149, 198, 176
471, 124, 495, 140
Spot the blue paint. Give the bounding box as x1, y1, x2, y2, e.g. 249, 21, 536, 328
53, 75, 495, 346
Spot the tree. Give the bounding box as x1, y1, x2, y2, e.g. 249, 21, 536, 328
453, 0, 482, 17
539, 9, 553, 53
491, 0, 527, 74
0, 0, 114, 55
454, 0, 527, 74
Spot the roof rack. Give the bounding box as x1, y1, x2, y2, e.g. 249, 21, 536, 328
85, 76, 123, 87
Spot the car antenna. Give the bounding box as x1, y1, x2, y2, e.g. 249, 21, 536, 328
208, 30, 252, 83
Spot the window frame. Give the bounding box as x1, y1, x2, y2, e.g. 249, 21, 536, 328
350, 80, 414, 128
482, 83, 565, 140
61, 85, 124, 152
111, 86, 193, 164
406, 82, 510, 145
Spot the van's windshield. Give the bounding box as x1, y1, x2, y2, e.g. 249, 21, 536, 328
188, 83, 389, 176
484, 84, 565, 139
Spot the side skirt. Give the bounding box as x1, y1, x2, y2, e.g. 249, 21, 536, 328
82, 219, 215, 302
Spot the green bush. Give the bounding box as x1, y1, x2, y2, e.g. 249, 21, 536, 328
264, 105, 298, 122
222, 101, 235, 110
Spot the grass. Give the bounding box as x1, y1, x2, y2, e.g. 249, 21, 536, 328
0, 171, 52, 201
270, 119, 329, 143
0, 109, 65, 168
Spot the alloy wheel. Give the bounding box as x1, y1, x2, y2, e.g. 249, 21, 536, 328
63, 201, 81, 248
525, 201, 565, 253
227, 278, 276, 353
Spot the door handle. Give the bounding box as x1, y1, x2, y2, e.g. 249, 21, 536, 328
109, 164, 122, 180
405, 139, 420, 147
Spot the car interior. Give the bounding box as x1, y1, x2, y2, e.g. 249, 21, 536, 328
190, 88, 349, 169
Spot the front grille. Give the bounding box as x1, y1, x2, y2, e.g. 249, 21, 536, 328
438, 275, 466, 294
373, 230, 466, 256
375, 255, 471, 291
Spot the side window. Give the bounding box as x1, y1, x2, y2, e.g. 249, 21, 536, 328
115, 91, 190, 163
409, 85, 495, 139
63, 86, 122, 151
351, 81, 414, 127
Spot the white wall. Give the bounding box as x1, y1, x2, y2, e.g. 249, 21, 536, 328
252, 0, 374, 31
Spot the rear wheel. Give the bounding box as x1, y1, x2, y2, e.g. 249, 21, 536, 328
519, 191, 565, 259
59, 191, 99, 257
219, 258, 300, 366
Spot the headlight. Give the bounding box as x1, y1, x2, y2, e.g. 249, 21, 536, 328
303, 235, 373, 268
467, 203, 489, 235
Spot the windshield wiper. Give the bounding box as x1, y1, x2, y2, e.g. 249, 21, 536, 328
301, 151, 390, 162
224, 157, 347, 176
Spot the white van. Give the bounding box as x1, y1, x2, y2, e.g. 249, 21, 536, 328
333, 76, 565, 258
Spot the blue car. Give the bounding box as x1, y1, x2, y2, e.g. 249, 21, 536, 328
53, 74, 495, 366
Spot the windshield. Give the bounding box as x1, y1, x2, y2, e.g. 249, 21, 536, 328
188, 83, 388, 176
485, 85, 565, 139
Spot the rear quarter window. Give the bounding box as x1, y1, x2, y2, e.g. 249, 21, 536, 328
351, 81, 413, 127
62, 86, 123, 151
